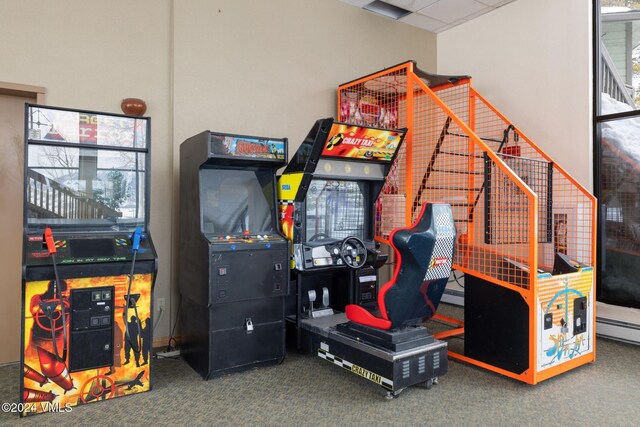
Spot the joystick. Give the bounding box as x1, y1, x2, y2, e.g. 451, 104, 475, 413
42, 227, 67, 361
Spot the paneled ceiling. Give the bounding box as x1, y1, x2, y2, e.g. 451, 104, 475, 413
340, 0, 517, 33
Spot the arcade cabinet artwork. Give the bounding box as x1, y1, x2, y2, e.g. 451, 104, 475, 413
278, 119, 454, 397
20, 105, 157, 416
338, 61, 597, 384
179, 131, 289, 379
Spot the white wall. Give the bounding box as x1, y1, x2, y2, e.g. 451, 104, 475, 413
437, 0, 593, 190
0, 0, 437, 346
437, 0, 640, 327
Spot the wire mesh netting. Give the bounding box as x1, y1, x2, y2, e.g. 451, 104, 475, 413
338, 63, 595, 290
485, 153, 552, 246
473, 91, 594, 273
340, 66, 410, 240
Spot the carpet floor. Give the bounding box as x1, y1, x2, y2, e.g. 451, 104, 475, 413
1, 304, 639, 426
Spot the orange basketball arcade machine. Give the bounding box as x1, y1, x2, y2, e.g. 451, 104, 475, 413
338, 61, 597, 384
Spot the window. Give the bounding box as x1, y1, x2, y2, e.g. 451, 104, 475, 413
595, 1, 640, 308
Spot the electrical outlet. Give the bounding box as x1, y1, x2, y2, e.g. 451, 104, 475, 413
157, 297, 166, 311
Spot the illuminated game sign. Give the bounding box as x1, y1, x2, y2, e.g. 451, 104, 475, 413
210, 133, 286, 161
28, 106, 147, 148
320, 123, 404, 162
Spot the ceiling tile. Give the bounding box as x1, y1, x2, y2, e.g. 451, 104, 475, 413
463, 8, 492, 21
476, 0, 511, 6
399, 12, 448, 32
339, 0, 372, 7
417, 0, 487, 24
435, 24, 452, 33
339, 0, 517, 33
384, 0, 440, 12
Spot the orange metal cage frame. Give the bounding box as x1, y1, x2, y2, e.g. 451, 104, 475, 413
338, 61, 597, 384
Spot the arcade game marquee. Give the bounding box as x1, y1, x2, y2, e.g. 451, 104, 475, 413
278, 119, 455, 397
20, 105, 157, 415
179, 131, 289, 379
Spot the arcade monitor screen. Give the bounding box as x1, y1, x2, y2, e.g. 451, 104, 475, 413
305, 179, 366, 241
200, 168, 275, 235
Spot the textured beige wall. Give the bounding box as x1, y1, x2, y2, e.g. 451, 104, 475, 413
0, 0, 173, 343
0, 0, 436, 347
437, 0, 593, 191
171, 0, 436, 334
172, 0, 436, 146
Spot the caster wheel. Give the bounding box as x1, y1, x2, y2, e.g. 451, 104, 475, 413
386, 388, 404, 399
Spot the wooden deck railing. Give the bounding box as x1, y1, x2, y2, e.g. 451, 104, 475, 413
27, 169, 122, 220
601, 41, 635, 107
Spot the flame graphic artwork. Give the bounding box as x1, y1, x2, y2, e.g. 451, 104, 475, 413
22, 274, 153, 415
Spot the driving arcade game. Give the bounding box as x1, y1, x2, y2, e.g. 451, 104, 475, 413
20, 105, 157, 416
179, 131, 289, 380
278, 119, 454, 397
338, 61, 597, 384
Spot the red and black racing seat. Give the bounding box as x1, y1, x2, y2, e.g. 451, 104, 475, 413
345, 202, 455, 330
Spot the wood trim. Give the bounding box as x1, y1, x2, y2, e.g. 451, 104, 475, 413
0, 81, 46, 103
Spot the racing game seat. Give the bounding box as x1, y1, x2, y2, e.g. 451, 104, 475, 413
345, 202, 455, 330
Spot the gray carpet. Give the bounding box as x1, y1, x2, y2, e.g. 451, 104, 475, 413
1, 304, 639, 426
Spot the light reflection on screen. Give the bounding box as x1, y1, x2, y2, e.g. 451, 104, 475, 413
305, 179, 365, 241
200, 169, 274, 235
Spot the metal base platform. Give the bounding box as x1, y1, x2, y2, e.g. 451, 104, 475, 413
300, 314, 447, 397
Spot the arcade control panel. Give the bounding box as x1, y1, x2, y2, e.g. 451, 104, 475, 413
294, 240, 386, 271
207, 233, 286, 247
24, 233, 156, 265
298, 239, 348, 269
207, 234, 289, 303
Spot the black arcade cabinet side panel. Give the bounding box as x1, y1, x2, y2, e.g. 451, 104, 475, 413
464, 274, 529, 375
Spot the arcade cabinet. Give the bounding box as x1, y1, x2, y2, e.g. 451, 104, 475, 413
278, 119, 405, 347
338, 61, 597, 384
179, 131, 289, 379
20, 104, 157, 415
278, 119, 453, 397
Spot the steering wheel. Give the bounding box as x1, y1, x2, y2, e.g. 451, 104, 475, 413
309, 233, 330, 242
340, 237, 367, 269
